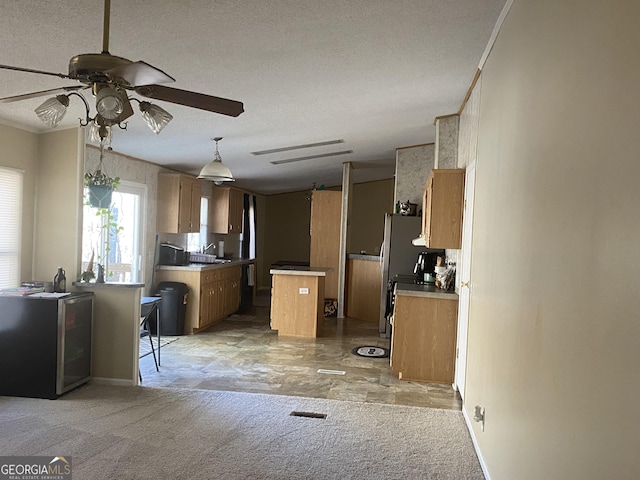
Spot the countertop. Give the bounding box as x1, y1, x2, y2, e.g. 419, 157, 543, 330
269, 266, 331, 277
395, 282, 459, 300
347, 254, 380, 262
72, 282, 145, 289
156, 258, 254, 272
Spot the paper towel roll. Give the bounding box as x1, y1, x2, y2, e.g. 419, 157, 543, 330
218, 240, 224, 258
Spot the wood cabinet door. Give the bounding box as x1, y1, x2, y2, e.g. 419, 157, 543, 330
178, 177, 194, 234
209, 187, 230, 234
422, 169, 465, 249
309, 190, 342, 299
189, 179, 201, 233
391, 295, 458, 384
228, 188, 243, 233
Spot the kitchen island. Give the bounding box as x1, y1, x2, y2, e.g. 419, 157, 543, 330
269, 267, 330, 338
391, 283, 459, 384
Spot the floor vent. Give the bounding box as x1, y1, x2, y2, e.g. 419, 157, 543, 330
290, 411, 327, 419
317, 369, 346, 375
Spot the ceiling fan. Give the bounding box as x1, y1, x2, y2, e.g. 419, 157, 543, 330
0, 0, 244, 141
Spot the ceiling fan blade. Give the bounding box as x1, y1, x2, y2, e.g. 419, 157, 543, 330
135, 84, 244, 117
0, 64, 71, 80
0, 85, 86, 104
105, 61, 175, 87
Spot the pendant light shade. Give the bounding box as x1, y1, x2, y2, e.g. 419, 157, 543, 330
198, 137, 235, 184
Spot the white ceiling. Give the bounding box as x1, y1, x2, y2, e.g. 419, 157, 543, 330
0, 0, 506, 195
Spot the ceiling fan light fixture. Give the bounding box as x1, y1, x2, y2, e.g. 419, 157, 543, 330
35, 95, 69, 128
138, 101, 173, 134
95, 86, 124, 120
198, 137, 235, 183
88, 120, 112, 145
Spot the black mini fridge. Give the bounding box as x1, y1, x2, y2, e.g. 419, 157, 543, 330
0, 292, 93, 399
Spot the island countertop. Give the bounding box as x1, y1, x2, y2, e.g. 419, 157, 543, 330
269, 267, 331, 277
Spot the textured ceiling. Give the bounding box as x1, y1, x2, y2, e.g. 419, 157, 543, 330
0, 0, 506, 194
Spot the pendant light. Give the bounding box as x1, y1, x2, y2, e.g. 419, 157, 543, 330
198, 137, 235, 185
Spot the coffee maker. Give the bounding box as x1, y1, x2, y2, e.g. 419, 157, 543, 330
413, 251, 443, 284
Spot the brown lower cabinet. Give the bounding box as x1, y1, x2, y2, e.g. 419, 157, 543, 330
390, 293, 458, 384
155, 264, 242, 333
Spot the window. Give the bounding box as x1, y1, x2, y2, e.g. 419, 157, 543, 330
0, 167, 22, 288
186, 196, 209, 253
82, 181, 146, 283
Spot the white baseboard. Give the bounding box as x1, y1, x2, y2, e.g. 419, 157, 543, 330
90, 377, 136, 387
462, 406, 491, 480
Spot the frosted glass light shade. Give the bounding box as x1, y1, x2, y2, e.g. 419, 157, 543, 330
88, 121, 112, 144
138, 101, 173, 134
35, 95, 69, 128
197, 159, 235, 182
96, 87, 124, 120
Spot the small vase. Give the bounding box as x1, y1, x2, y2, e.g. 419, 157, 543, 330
88, 184, 113, 208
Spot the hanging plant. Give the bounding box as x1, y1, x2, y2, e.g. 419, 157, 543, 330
85, 145, 120, 208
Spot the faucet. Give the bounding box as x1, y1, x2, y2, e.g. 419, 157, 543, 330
201, 243, 215, 254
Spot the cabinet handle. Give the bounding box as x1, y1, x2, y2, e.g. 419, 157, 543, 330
460, 281, 470, 288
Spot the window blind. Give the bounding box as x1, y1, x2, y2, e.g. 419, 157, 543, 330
0, 167, 22, 288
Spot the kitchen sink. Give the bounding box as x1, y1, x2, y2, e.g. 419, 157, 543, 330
189, 253, 232, 264
189, 253, 218, 264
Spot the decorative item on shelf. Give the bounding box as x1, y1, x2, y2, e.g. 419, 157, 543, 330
399, 200, 417, 216
198, 137, 235, 185
435, 257, 456, 291
85, 144, 120, 208
80, 250, 96, 283
96, 264, 105, 284
53, 267, 66, 293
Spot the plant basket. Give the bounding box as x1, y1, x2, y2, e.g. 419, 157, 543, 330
88, 184, 113, 208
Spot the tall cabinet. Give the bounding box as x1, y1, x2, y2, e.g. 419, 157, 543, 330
156, 173, 201, 234
309, 190, 341, 300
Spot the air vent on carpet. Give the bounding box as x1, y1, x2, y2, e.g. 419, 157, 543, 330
290, 411, 327, 419
251, 139, 344, 156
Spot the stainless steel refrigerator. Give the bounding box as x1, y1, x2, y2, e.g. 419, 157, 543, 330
378, 214, 442, 336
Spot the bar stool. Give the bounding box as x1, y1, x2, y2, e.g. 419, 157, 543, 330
140, 296, 162, 381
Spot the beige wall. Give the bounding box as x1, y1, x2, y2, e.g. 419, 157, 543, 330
0, 123, 38, 282
465, 1, 640, 478
394, 143, 434, 206
34, 128, 84, 281
348, 179, 394, 255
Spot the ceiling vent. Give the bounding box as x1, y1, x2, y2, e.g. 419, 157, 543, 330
270, 150, 353, 165
252, 139, 344, 156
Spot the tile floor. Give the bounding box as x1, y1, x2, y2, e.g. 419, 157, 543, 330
139, 297, 462, 410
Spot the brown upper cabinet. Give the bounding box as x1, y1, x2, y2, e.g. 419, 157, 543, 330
421, 169, 465, 248
209, 186, 243, 234
157, 173, 201, 234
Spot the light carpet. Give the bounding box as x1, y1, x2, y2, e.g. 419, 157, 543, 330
0, 384, 484, 480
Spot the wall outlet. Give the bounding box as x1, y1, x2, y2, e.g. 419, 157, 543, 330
299, 287, 309, 295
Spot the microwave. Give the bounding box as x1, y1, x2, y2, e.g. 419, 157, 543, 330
159, 244, 190, 266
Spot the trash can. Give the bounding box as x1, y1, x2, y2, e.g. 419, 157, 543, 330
155, 281, 188, 336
